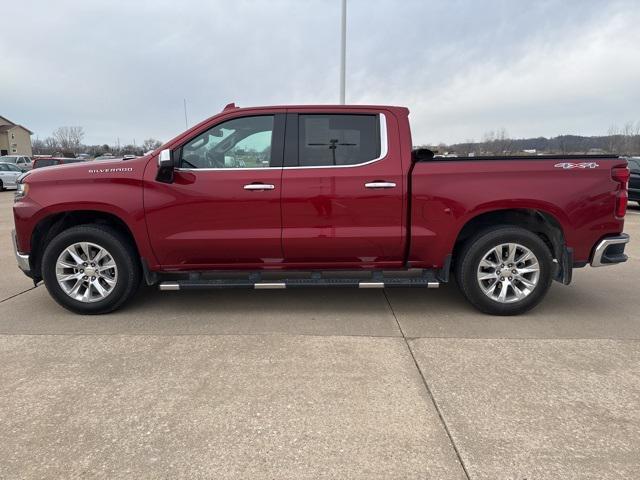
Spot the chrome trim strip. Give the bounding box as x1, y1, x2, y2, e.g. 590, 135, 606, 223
159, 283, 180, 291
590, 234, 630, 267
174, 113, 389, 172
427, 282, 440, 289
175, 166, 274, 172
11, 230, 30, 272
254, 282, 286, 289
359, 282, 385, 288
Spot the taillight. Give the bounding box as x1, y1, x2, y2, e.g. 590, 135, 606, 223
612, 166, 630, 218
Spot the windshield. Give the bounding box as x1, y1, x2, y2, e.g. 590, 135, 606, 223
0, 156, 18, 163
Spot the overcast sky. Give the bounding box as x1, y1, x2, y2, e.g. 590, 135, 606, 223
2, 0, 639, 146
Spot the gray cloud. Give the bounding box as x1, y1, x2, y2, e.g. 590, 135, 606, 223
2, 0, 639, 145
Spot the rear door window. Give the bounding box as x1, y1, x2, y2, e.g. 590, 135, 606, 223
297, 114, 380, 167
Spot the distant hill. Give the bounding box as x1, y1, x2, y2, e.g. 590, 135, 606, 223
425, 133, 640, 156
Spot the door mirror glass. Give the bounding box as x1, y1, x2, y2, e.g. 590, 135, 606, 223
156, 149, 175, 183
158, 149, 173, 167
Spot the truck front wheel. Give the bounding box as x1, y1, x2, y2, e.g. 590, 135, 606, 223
41, 225, 141, 314
455, 226, 553, 316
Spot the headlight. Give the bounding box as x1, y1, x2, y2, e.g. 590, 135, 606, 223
15, 182, 29, 201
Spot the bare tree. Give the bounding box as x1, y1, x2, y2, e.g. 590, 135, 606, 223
608, 122, 640, 155
481, 128, 512, 155
44, 137, 58, 152
142, 138, 162, 152
52, 126, 85, 154
32, 138, 46, 155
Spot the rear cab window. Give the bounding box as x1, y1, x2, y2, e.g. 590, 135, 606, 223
34, 159, 60, 168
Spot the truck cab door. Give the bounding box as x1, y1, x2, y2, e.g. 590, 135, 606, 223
143, 112, 286, 268
281, 110, 406, 268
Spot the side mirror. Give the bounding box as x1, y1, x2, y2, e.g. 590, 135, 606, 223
158, 149, 173, 167
156, 149, 175, 183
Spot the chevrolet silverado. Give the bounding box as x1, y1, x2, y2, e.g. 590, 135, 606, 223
12, 104, 631, 315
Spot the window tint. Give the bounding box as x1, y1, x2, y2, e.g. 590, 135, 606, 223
298, 114, 380, 167
629, 158, 640, 172
181, 116, 274, 169
6, 164, 21, 171
0, 164, 8, 171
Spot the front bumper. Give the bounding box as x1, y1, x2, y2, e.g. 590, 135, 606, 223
11, 229, 30, 273
590, 234, 630, 267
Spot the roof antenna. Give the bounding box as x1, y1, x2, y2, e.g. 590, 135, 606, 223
223, 102, 238, 112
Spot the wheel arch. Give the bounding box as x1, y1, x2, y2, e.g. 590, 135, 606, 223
30, 210, 141, 282
452, 208, 571, 284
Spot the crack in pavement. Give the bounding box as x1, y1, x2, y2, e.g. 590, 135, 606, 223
383, 290, 472, 480
0, 285, 38, 304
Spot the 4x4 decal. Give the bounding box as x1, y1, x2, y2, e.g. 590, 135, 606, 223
554, 162, 599, 169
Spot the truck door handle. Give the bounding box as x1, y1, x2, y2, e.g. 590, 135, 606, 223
365, 181, 396, 189
244, 183, 275, 191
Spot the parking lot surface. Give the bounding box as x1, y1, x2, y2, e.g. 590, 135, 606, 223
1, 190, 639, 479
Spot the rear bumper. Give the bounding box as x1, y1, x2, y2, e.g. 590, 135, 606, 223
590, 234, 630, 267
11, 229, 31, 273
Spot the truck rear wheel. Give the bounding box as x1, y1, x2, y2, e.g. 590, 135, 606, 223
455, 226, 553, 316
41, 225, 141, 314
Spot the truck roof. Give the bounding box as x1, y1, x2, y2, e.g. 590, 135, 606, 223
219, 102, 409, 114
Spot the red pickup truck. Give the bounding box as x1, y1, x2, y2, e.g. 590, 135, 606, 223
12, 104, 631, 315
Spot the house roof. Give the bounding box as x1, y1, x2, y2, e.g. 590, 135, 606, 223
0, 115, 33, 134
0, 124, 33, 135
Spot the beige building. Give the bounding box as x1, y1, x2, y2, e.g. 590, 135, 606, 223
0, 115, 33, 156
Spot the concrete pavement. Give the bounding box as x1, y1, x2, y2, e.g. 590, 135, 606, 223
1, 190, 639, 479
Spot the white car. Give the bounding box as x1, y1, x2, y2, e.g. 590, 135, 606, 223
0, 162, 24, 190
0, 155, 32, 171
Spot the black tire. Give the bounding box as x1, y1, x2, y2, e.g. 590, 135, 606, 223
455, 226, 554, 316
0, 180, 4, 191
41, 225, 141, 314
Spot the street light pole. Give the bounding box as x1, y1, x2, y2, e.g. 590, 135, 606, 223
339, 0, 347, 104
183, 98, 189, 130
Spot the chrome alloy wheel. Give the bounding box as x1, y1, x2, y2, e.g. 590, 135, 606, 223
476, 243, 540, 304
55, 242, 118, 303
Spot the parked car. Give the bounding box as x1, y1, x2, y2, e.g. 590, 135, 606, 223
32, 157, 88, 169
0, 155, 32, 171
628, 157, 640, 205
0, 162, 23, 190
12, 103, 630, 315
